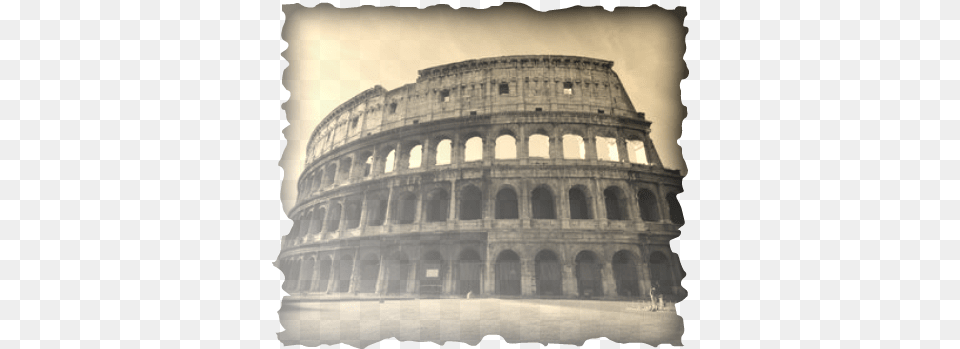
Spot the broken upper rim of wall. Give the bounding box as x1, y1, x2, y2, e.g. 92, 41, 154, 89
307, 55, 643, 162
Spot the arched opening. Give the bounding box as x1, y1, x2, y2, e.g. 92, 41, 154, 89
337, 254, 353, 293
324, 164, 337, 187
395, 192, 417, 224
358, 253, 380, 293
637, 189, 660, 222
464, 136, 482, 162
569, 187, 591, 220
367, 194, 388, 226
649, 251, 674, 296
339, 158, 352, 182
315, 170, 323, 190
495, 250, 521, 296
458, 249, 482, 296
435, 139, 452, 165
299, 209, 314, 240
626, 139, 647, 164
575, 251, 603, 297
563, 134, 586, 159
359, 151, 373, 177
281, 259, 299, 293
535, 250, 562, 296
387, 252, 410, 294
315, 256, 332, 293
407, 144, 422, 169
667, 193, 684, 224
344, 199, 362, 229
613, 251, 640, 297
528, 134, 550, 158
459, 185, 483, 220
495, 134, 517, 159
495, 188, 519, 219
313, 207, 326, 236
419, 251, 445, 295
325, 203, 341, 233
595, 136, 619, 162
603, 186, 629, 221
299, 257, 315, 292
531, 186, 556, 219
425, 189, 449, 222
383, 149, 396, 173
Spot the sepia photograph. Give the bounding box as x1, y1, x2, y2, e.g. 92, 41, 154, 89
277, 3, 689, 347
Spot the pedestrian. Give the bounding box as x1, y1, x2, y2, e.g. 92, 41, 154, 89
649, 282, 660, 311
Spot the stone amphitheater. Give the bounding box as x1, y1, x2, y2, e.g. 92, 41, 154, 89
278, 55, 685, 301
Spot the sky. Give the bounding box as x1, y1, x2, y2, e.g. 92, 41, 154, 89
280, 3, 688, 214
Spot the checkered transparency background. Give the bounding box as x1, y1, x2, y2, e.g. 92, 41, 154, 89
6, 0, 956, 347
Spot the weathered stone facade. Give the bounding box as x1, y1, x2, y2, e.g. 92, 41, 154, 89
278, 55, 685, 300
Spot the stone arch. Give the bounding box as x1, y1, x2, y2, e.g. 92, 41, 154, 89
495, 250, 522, 296
459, 185, 483, 220
531, 185, 556, 219
458, 249, 483, 296
338, 157, 353, 182
336, 254, 353, 293
419, 251, 445, 295
365, 191, 388, 227
386, 251, 411, 294
595, 135, 619, 162
648, 251, 675, 295
379, 145, 397, 173
434, 136, 453, 166
315, 255, 332, 293
667, 192, 684, 225
323, 163, 337, 187
358, 253, 380, 293
424, 188, 450, 222
394, 191, 418, 224
575, 250, 603, 297
603, 186, 630, 220
495, 187, 519, 219
613, 250, 640, 297
298, 256, 316, 292
568, 185, 592, 220
495, 134, 517, 160
624, 135, 648, 164
343, 197, 363, 229
637, 188, 660, 222
528, 133, 550, 159
464, 135, 483, 162
357, 150, 373, 178
401, 140, 423, 169
562, 134, 586, 159
535, 249, 562, 296
313, 207, 326, 236
325, 203, 341, 235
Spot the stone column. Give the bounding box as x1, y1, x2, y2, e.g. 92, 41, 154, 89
421, 137, 433, 170
521, 257, 536, 297
601, 262, 616, 298
326, 251, 339, 294
483, 256, 495, 295
616, 137, 629, 164
337, 199, 348, 236
656, 183, 671, 224
382, 186, 394, 228
562, 259, 577, 298
642, 132, 663, 168
347, 249, 361, 294
448, 180, 458, 224
357, 194, 370, 235
584, 132, 598, 163
443, 260, 455, 295
374, 252, 387, 295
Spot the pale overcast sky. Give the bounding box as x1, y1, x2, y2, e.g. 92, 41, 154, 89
280, 4, 688, 213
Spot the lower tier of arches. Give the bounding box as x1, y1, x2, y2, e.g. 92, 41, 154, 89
277, 233, 685, 301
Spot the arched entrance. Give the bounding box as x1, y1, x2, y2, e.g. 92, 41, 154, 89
387, 252, 410, 294
458, 249, 483, 296
575, 251, 603, 297
535, 250, 562, 296
648, 251, 674, 296
315, 256, 332, 293
299, 257, 315, 292
495, 250, 522, 296
612, 250, 640, 297
337, 255, 353, 293
419, 251, 445, 295
358, 253, 380, 293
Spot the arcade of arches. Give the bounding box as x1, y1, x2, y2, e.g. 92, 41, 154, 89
279, 244, 682, 300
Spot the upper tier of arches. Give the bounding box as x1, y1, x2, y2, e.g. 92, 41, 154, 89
305, 55, 643, 164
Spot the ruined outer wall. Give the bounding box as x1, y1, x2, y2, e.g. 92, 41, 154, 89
306, 55, 641, 166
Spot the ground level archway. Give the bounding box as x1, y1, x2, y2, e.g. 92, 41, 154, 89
535, 250, 563, 296
613, 250, 640, 297
495, 250, 521, 296
575, 251, 603, 297
458, 249, 483, 296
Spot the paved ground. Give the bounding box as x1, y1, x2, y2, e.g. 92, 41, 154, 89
277, 298, 683, 347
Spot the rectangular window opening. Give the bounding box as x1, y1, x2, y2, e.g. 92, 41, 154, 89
597, 109, 604, 114
535, 107, 543, 112
499, 83, 509, 95
563, 82, 573, 95
470, 111, 477, 116
440, 90, 450, 102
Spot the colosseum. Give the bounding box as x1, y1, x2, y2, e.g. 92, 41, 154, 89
278, 55, 685, 301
